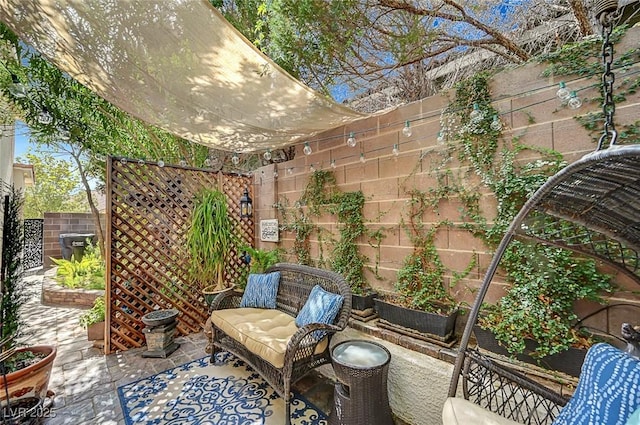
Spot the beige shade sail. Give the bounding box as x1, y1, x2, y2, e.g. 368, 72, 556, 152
0, 0, 366, 152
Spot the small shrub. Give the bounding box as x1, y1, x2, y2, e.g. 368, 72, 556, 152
79, 296, 106, 329
51, 240, 105, 289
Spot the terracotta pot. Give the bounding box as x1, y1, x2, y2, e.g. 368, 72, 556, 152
0, 345, 56, 406
87, 321, 105, 340
203, 284, 235, 307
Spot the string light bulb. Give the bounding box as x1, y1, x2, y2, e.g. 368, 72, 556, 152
437, 131, 445, 144
359, 153, 366, 163
158, 160, 165, 167
490, 115, 503, 131
331, 159, 337, 169
137, 158, 145, 165
392, 144, 400, 156
402, 121, 412, 137
346, 132, 357, 147
37, 109, 53, 125
469, 103, 484, 124
310, 164, 315, 172
8, 75, 27, 98
120, 158, 128, 165
303, 142, 312, 155
287, 167, 293, 175
556, 81, 571, 101
263, 149, 272, 161
179, 158, 187, 167
231, 153, 240, 165
273, 170, 278, 178
204, 156, 212, 167
568, 91, 582, 109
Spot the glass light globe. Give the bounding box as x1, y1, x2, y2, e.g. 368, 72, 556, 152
179, 158, 187, 167
392, 144, 400, 156
469, 103, 484, 124
38, 110, 53, 125
287, 167, 293, 175
9, 78, 27, 99
556, 82, 571, 101
231, 154, 240, 165
359, 153, 366, 163
568, 92, 582, 109
158, 160, 165, 167
273, 170, 279, 178
120, 158, 128, 165
402, 121, 412, 137
138, 159, 145, 165
303, 142, 312, 155
331, 160, 337, 169
263, 149, 272, 161
346, 132, 357, 147
490, 115, 503, 131
204, 157, 212, 167
437, 131, 445, 144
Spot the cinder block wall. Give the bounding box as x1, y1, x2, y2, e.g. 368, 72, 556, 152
254, 28, 640, 313
43, 212, 105, 268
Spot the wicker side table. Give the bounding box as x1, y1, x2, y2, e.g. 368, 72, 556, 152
329, 340, 393, 425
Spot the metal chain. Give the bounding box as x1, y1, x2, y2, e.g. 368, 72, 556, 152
597, 6, 618, 149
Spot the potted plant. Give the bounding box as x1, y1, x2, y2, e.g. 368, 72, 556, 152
375, 240, 458, 342
476, 242, 614, 377
0, 185, 56, 419
186, 188, 238, 306
242, 246, 282, 274
79, 296, 105, 340
374, 191, 459, 342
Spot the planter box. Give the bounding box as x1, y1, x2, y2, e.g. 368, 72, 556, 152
473, 326, 586, 377
351, 292, 377, 311
0, 345, 56, 410
374, 298, 458, 340
87, 321, 105, 341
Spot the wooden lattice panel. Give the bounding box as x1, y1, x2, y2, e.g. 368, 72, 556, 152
106, 158, 254, 353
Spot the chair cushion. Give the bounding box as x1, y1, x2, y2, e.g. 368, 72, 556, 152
210, 308, 327, 369
295, 285, 343, 329
552, 343, 640, 425
240, 271, 280, 309
442, 398, 521, 425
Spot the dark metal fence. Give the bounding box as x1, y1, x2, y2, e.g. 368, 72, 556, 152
23, 218, 44, 270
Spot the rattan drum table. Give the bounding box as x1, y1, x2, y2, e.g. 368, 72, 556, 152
328, 340, 393, 425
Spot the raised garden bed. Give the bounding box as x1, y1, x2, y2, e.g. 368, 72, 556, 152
41, 268, 104, 308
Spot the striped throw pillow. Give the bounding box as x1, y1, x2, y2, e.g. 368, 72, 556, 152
239, 272, 280, 309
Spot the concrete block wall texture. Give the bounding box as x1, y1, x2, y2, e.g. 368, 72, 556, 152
43, 212, 105, 269
253, 27, 640, 312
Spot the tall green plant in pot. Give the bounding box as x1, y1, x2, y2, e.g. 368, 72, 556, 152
187, 189, 237, 305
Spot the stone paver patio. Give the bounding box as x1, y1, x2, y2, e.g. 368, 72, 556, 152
18, 270, 334, 424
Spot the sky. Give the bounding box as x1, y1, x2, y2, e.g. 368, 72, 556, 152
14, 121, 30, 162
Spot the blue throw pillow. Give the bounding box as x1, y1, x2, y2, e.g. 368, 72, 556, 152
239, 272, 280, 309
552, 343, 640, 425
295, 285, 343, 331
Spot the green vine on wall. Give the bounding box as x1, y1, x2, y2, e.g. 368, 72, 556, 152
396, 189, 454, 313
277, 169, 375, 293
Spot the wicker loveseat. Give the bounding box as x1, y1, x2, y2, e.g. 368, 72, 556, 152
208, 263, 352, 425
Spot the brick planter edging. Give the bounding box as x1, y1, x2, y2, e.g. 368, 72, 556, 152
41, 268, 104, 309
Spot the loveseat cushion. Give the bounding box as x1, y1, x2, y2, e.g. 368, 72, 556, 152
552, 343, 640, 425
240, 271, 280, 309
211, 308, 327, 369
442, 398, 521, 425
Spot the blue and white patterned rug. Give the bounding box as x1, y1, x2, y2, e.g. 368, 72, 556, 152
118, 352, 328, 425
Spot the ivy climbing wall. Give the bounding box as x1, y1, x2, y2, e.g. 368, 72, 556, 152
252, 27, 640, 320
